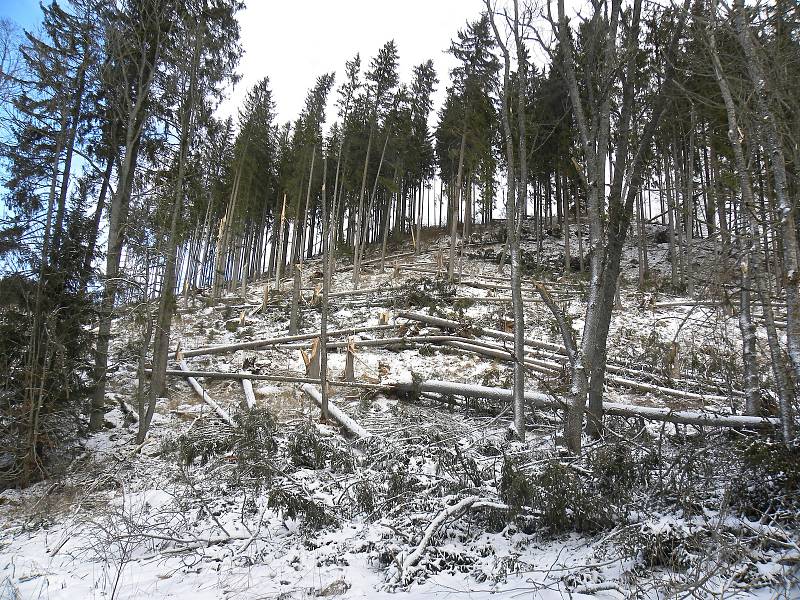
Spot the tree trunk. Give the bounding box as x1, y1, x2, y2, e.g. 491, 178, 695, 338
320, 158, 330, 421
138, 24, 202, 443
448, 127, 467, 281
486, 0, 525, 439
735, 0, 800, 396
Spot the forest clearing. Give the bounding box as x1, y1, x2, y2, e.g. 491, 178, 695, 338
1, 0, 799, 598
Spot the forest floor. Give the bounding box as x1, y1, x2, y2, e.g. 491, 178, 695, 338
1, 222, 798, 599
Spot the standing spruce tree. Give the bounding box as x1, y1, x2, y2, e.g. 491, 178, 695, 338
445, 16, 500, 280
139, 0, 243, 443
352, 41, 398, 288
409, 60, 438, 253
91, 0, 174, 431
212, 77, 277, 299
1, 0, 104, 485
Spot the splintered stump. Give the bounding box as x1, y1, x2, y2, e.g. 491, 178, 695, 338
241, 378, 256, 410
301, 338, 321, 379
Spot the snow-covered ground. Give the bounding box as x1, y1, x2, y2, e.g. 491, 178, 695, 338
2, 223, 796, 599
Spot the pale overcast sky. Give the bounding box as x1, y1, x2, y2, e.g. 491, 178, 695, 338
219, 0, 488, 126
5, 0, 573, 130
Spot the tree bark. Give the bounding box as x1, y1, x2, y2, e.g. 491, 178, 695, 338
734, 0, 800, 399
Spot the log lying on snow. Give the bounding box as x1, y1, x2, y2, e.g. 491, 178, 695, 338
328, 285, 405, 298
451, 295, 557, 304
300, 383, 371, 439
397, 311, 743, 400
177, 361, 235, 426
166, 367, 776, 429
279, 327, 736, 403
396, 379, 780, 429
458, 278, 577, 297
159, 368, 389, 391
180, 324, 396, 357
280, 334, 462, 351
397, 310, 562, 353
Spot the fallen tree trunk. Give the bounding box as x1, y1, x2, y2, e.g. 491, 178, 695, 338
652, 300, 720, 309
394, 264, 579, 293
156, 368, 390, 390
396, 379, 780, 429
451, 295, 552, 304
398, 311, 743, 399
397, 310, 562, 353
177, 361, 235, 425
329, 285, 406, 298
300, 383, 371, 439
278, 335, 463, 351
180, 324, 396, 357
280, 328, 736, 403
458, 278, 577, 297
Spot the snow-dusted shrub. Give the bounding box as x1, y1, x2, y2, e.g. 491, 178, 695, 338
637, 329, 680, 379
174, 407, 280, 487
500, 455, 534, 521
535, 461, 612, 533
231, 406, 279, 485
287, 424, 354, 472
385, 465, 420, 510
287, 424, 327, 469
353, 479, 376, 516
267, 487, 335, 532
502, 441, 646, 534
397, 276, 455, 312
175, 421, 237, 466
658, 434, 717, 517
589, 440, 647, 500
731, 439, 800, 521
619, 520, 699, 571
436, 444, 481, 488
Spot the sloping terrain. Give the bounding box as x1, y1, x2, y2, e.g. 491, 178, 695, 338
1, 225, 797, 599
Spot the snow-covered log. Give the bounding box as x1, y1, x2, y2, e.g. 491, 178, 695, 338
397, 311, 742, 401
158, 368, 388, 391
300, 383, 371, 439
177, 361, 235, 425
181, 324, 395, 357
397, 310, 564, 353
397, 379, 780, 429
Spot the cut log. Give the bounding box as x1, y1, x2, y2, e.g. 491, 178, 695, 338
300, 384, 371, 439
241, 379, 256, 410
180, 324, 395, 357
177, 361, 235, 426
